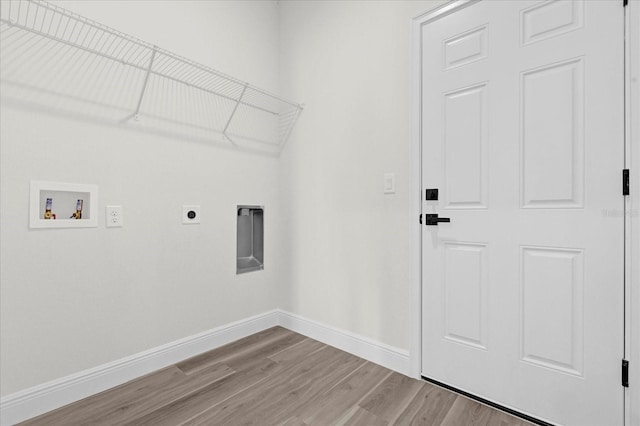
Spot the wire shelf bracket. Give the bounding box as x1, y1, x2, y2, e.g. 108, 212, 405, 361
122, 46, 157, 124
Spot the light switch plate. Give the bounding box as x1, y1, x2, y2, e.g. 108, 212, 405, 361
182, 205, 201, 224
384, 173, 395, 194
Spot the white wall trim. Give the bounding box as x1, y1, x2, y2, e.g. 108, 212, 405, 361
409, 3, 425, 381
0, 309, 410, 425
276, 310, 410, 376
0, 310, 279, 426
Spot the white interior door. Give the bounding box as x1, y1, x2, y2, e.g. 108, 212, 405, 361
420, 1, 625, 425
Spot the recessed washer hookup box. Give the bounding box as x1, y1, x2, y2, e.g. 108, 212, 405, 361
237, 206, 264, 274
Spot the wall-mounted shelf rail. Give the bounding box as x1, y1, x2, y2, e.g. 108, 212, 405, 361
0, 0, 303, 153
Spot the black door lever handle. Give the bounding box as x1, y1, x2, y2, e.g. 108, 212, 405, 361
425, 214, 451, 226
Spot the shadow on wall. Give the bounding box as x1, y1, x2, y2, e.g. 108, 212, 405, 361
0, 0, 302, 157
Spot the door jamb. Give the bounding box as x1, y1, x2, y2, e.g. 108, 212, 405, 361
625, 1, 639, 424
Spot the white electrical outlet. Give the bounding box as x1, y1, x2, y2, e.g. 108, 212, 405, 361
106, 205, 123, 227
183, 205, 201, 224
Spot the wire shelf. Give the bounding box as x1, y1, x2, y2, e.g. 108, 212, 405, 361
0, 0, 302, 153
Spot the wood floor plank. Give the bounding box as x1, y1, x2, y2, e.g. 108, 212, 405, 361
19, 327, 535, 426
336, 406, 389, 426
20, 362, 233, 426
392, 381, 458, 426
258, 354, 367, 425
266, 336, 328, 367
358, 371, 425, 423
128, 338, 327, 426
19, 367, 184, 426
177, 326, 297, 375
224, 330, 308, 372
122, 358, 277, 426
278, 416, 309, 426
268, 338, 325, 364
440, 395, 533, 426
297, 361, 392, 425
482, 405, 534, 426
182, 346, 364, 425
440, 396, 495, 426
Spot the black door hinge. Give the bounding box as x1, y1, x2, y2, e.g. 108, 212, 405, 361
623, 169, 630, 196
419, 214, 422, 225
622, 359, 629, 387
624, 0, 628, 7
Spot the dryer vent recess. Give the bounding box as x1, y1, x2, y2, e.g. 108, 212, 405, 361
237, 206, 264, 274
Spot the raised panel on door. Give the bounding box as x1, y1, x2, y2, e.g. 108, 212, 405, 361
443, 242, 488, 350
520, 246, 584, 376
520, 0, 584, 46
443, 83, 489, 209
521, 58, 584, 208
444, 25, 489, 70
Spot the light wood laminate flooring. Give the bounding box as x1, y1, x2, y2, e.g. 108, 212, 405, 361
20, 327, 533, 425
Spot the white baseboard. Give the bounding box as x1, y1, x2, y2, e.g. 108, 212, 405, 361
276, 309, 410, 376
0, 310, 279, 426
0, 309, 409, 425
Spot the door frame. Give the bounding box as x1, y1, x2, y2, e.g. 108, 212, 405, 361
409, 1, 639, 424
624, 2, 639, 424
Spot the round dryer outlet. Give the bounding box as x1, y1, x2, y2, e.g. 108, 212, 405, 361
182, 205, 201, 224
